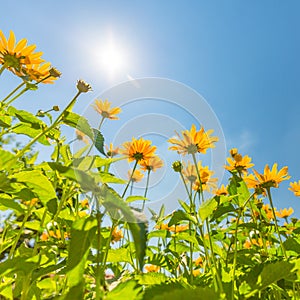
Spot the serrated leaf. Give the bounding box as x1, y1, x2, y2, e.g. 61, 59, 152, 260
106, 248, 132, 263
11, 170, 56, 205
199, 198, 218, 222
92, 128, 106, 156
62, 111, 94, 140
168, 210, 195, 226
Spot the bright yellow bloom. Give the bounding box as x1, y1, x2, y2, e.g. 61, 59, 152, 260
192, 269, 201, 276
224, 148, 254, 174
289, 181, 300, 197
78, 211, 87, 218
76, 129, 89, 144
168, 124, 218, 155
168, 224, 189, 233
81, 199, 89, 208
40, 232, 49, 241
111, 227, 123, 244
276, 208, 294, 219
181, 161, 199, 183
106, 143, 119, 157
0, 30, 44, 75
192, 164, 218, 192
24, 198, 39, 207
194, 256, 204, 267
121, 137, 157, 162
25, 62, 58, 84
214, 184, 228, 196
244, 163, 290, 191
140, 155, 164, 172
128, 169, 144, 183
145, 265, 160, 273
93, 99, 121, 120
155, 223, 170, 230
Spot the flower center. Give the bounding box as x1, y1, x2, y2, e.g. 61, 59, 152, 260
187, 144, 198, 154
101, 111, 110, 118
133, 152, 144, 161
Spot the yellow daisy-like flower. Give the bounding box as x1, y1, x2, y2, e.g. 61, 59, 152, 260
121, 137, 157, 162
81, 199, 89, 208
276, 207, 294, 219
168, 124, 218, 155
168, 224, 189, 233
194, 256, 204, 267
93, 99, 121, 120
224, 149, 254, 174
192, 269, 201, 276
145, 265, 160, 273
181, 161, 198, 183
0, 30, 44, 75
192, 164, 218, 192
140, 155, 164, 172
289, 181, 300, 197
76, 129, 89, 144
128, 169, 144, 183
25, 62, 58, 84
244, 164, 290, 193
214, 184, 228, 196
111, 227, 123, 244
106, 143, 119, 157
155, 223, 170, 230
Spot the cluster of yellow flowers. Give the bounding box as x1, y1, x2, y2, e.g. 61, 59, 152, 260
0, 30, 60, 83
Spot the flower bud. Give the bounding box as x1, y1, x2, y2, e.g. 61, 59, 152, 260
77, 79, 92, 93
172, 161, 182, 172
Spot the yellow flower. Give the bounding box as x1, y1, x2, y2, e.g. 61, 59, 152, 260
106, 143, 119, 157
0, 30, 44, 75
192, 164, 218, 192
93, 99, 121, 120
145, 265, 160, 273
25, 62, 58, 84
214, 184, 228, 196
24, 198, 39, 207
76, 129, 89, 144
78, 211, 87, 218
289, 181, 300, 197
168, 224, 189, 233
140, 155, 164, 172
121, 137, 157, 162
111, 227, 123, 244
276, 208, 294, 219
128, 169, 144, 183
244, 163, 290, 191
40, 232, 49, 241
155, 223, 170, 230
181, 161, 198, 183
194, 256, 204, 267
192, 269, 201, 276
81, 199, 89, 208
168, 124, 218, 155
224, 149, 254, 174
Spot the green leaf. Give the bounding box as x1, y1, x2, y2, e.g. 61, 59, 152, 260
106, 248, 132, 263
168, 210, 195, 226
62, 111, 94, 140
98, 184, 147, 271
0, 194, 24, 213
11, 170, 57, 205
136, 273, 168, 285
95, 172, 126, 184
47, 162, 99, 192
151, 287, 220, 300
12, 123, 50, 145
0, 115, 12, 127
7, 106, 44, 126
106, 280, 143, 300
92, 128, 106, 156
0, 149, 17, 170
199, 198, 218, 222
228, 174, 250, 206
126, 195, 148, 203
178, 200, 190, 213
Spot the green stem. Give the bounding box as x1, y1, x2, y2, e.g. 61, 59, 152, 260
142, 169, 151, 211
232, 193, 254, 299
1, 81, 26, 103
14, 91, 81, 160
0, 65, 5, 76
266, 188, 287, 258
9, 205, 33, 258
122, 160, 138, 198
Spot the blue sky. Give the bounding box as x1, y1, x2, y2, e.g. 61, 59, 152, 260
1, 1, 300, 215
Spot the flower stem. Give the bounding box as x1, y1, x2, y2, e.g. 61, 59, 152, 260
14, 91, 82, 160
0, 65, 5, 76
142, 169, 151, 211
266, 188, 287, 258
1, 81, 26, 103
122, 160, 138, 198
